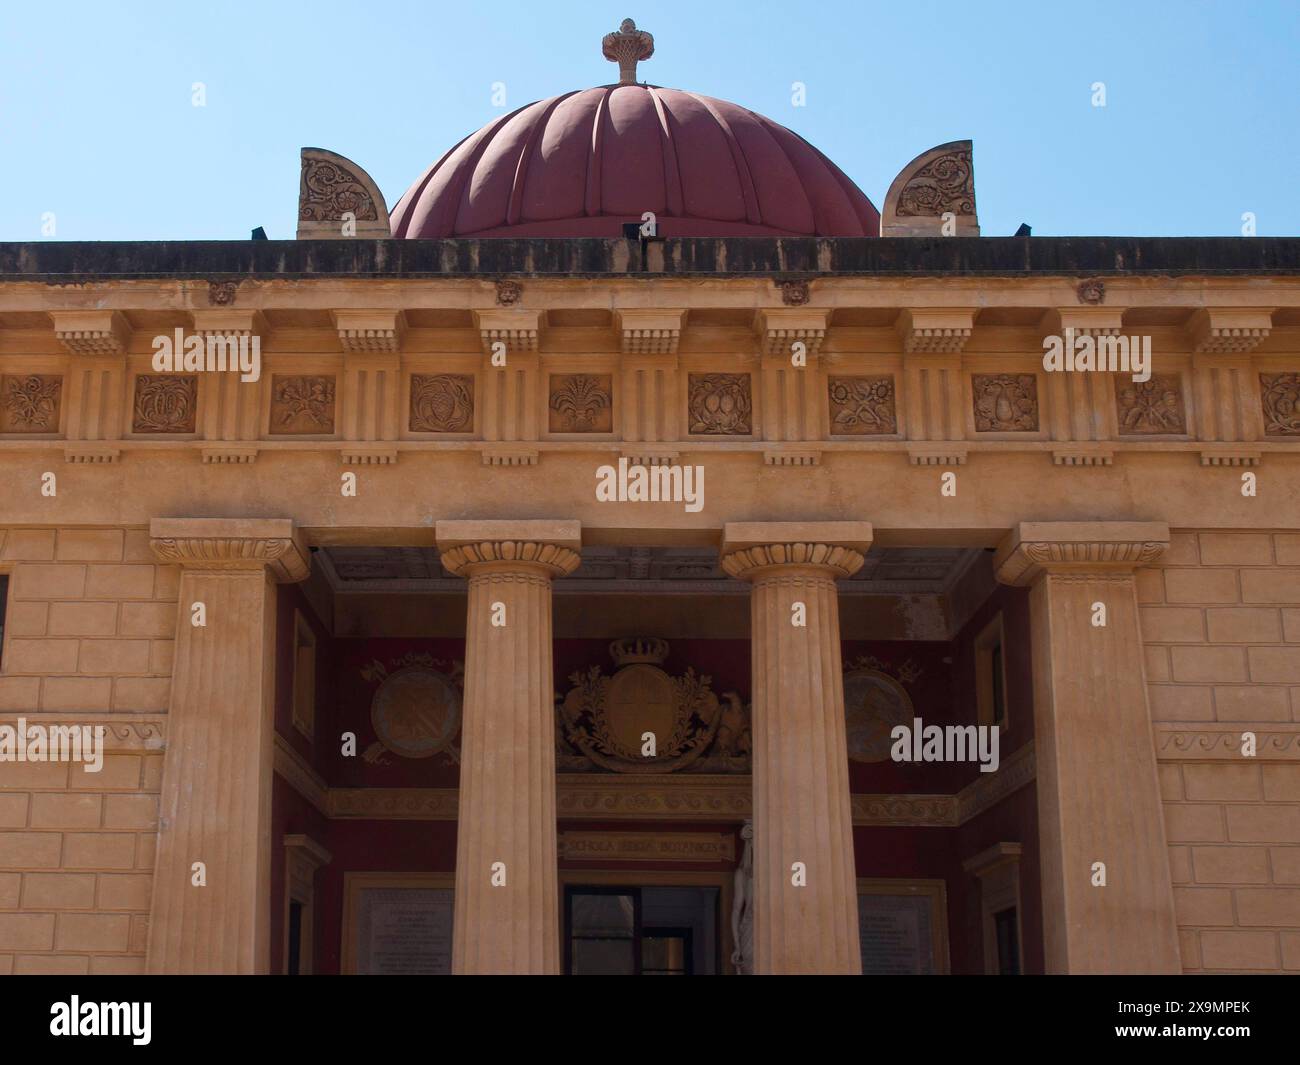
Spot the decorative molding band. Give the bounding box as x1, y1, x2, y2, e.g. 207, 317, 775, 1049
956, 740, 1036, 824
64, 445, 121, 464
557, 774, 752, 820
763, 449, 820, 467
995, 521, 1170, 586
474, 308, 542, 353
201, 446, 258, 464
721, 543, 865, 580
908, 445, 967, 466
438, 540, 582, 579
852, 794, 956, 826
616, 309, 685, 354
1200, 448, 1260, 467
481, 445, 538, 466
333, 310, 406, 353
330, 787, 458, 820
340, 446, 398, 465
897, 310, 977, 354
273, 734, 329, 815
1189, 309, 1273, 355
1053, 446, 1114, 467
0, 713, 166, 753
149, 517, 310, 582
1154, 724, 1300, 762
621, 448, 678, 467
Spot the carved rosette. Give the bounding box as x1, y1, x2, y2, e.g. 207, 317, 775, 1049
548, 374, 613, 432
1115, 374, 1186, 435
1, 374, 63, 433
410, 373, 474, 432
721, 542, 865, 581
828, 376, 897, 435
149, 529, 310, 583
688, 373, 752, 435
133, 374, 198, 434
972, 373, 1039, 432
1260, 373, 1300, 436
996, 536, 1169, 587
269, 375, 336, 434
895, 148, 975, 217
438, 541, 581, 579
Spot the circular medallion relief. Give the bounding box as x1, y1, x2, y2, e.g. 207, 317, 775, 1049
843, 669, 914, 763
370, 667, 461, 759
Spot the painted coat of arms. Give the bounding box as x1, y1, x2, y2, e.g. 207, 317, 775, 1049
557, 638, 751, 773
359, 653, 463, 766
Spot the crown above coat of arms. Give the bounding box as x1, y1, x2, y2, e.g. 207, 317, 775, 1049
608, 637, 669, 666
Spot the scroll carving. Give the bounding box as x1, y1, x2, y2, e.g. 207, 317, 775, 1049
1260, 373, 1300, 436
688, 373, 752, 435
133, 375, 198, 434
1, 374, 63, 433
895, 148, 975, 217
410, 373, 474, 433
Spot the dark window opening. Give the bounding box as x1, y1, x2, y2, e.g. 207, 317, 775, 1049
642, 927, 692, 975
287, 900, 303, 975
994, 907, 1020, 975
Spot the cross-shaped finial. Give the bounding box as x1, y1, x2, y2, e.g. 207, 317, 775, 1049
602, 18, 654, 85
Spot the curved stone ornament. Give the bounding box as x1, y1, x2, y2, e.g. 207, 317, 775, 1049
881, 139, 979, 237
296, 147, 391, 239
995, 521, 1171, 586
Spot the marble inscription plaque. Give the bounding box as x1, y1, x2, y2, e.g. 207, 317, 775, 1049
355, 887, 454, 974
858, 891, 936, 974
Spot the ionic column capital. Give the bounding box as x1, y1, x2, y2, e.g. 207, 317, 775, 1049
149, 517, 310, 582
994, 521, 1170, 587
720, 521, 872, 581
435, 519, 582, 579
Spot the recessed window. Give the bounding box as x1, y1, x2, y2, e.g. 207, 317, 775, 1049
291, 610, 317, 740
975, 612, 1009, 730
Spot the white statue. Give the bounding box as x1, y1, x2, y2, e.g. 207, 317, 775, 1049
731, 819, 755, 974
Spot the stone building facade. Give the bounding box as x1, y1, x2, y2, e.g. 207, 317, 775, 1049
0, 20, 1297, 975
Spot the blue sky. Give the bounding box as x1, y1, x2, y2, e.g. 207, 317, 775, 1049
1, 0, 1296, 240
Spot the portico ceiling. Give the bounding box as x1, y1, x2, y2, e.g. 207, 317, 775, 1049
316, 544, 984, 596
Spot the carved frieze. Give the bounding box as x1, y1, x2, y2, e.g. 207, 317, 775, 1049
688, 373, 752, 435
828, 375, 897, 435
410, 373, 474, 433
558, 638, 751, 774
1260, 372, 1300, 436
1115, 374, 1186, 435
1, 374, 63, 433
299, 156, 379, 222
269, 375, 336, 434
548, 373, 613, 432
972, 373, 1039, 432
133, 374, 198, 434
895, 147, 975, 217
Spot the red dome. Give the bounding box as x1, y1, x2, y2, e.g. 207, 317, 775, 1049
390, 85, 880, 239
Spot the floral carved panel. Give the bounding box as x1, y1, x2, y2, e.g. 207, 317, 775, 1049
972, 373, 1038, 432
269, 375, 336, 435
133, 374, 198, 434
896, 148, 975, 217
688, 373, 752, 435
828, 375, 897, 435
548, 373, 613, 433
1260, 373, 1300, 436
298, 157, 379, 222
1, 374, 63, 433
1115, 374, 1187, 435
410, 373, 474, 433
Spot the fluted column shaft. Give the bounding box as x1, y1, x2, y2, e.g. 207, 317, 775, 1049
146, 518, 309, 974
996, 521, 1179, 973
437, 522, 580, 975
722, 523, 871, 974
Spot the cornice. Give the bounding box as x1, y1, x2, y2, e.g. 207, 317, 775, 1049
149, 517, 310, 583
995, 521, 1170, 586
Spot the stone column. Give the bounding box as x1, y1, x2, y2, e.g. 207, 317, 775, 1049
995, 521, 1180, 973
435, 520, 581, 974
721, 521, 872, 974
146, 518, 309, 974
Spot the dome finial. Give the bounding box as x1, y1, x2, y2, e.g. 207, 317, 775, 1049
602, 18, 654, 85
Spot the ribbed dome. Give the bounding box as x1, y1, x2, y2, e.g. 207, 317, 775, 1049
390, 84, 880, 239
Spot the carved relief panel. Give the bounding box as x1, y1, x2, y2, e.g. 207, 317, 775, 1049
688, 373, 752, 435
1115, 374, 1187, 435
828, 375, 897, 435
410, 373, 475, 433
133, 374, 198, 434
1, 374, 63, 434
269, 374, 336, 435
1260, 373, 1300, 436
548, 373, 613, 433
971, 373, 1039, 432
